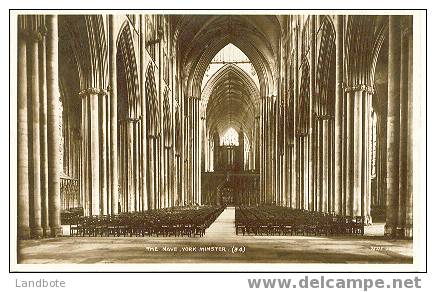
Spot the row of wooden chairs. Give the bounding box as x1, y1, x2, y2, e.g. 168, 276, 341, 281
61, 207, 84, 225
235, 206, 365, 236
69, 206, 224, 237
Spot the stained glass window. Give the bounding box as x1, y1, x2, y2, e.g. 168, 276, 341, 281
221, 127, 239, 146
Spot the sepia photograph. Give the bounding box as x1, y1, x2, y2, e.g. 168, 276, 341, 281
9, 10, 426, 272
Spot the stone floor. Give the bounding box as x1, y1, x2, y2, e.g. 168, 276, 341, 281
18, 207, 412, 264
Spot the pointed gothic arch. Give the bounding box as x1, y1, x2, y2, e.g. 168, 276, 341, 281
145, 64, 160, 136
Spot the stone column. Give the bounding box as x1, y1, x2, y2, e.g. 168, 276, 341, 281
374, 111, 382, 208
297, 136, 303, 209
81, 91, 89, 215
106, 87, 112, 213
272, 98, 276, 204
361, 90, 369, 223
319, 118, 324, 212
192, 97, 197, 205
201, 116, 206, 171
266, 98, 272, 204
189, 101, 193, 205
183, 114, 188, 205
334, 15, 344, 215
99, 91, 108, 215
195, 99, 198, 204
274, 98, 279, 205
259, 97, 265, 203
344, 85, 371, 219
398, 23, 410, 236
308, 15, 316, 212
175, 152, 181, 205
46, 15, 62, 236
163, 143, 168, 208
265, 97, 268, 204
345, 90, 354, 216
91, 90, 100, 215
127, 118, 134, 212
303, 135, 308, 209
157, 132, 162, 209
134, 120, 140, 210
292, 28, 299, 209
322, 118, 329, 213
291, 134, 296, 209
405, 21, 413, 238
148, 135, 156, 209
328, 118, 334, 213
17, 24, 30, 239
108, 15, 119, 215
255, 116, 260, 171
196, 98, 201, 204
197, 98, 202, 204
29, 30, 43, 238
265, 97, 269, 204
204, 119, 209, 171
352, 89, 363, 217
181, 109, 186, 206
315, 117, 321, 211
80, 88, 101, 215
186, 99, 192, 204
385, 16, 401, 237
264, 98, 268, 203
294, 135, 299, 209
39, 26, 50, 236
139, 17, 148, 210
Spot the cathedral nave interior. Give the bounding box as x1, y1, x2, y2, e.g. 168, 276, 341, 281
15, 13, 416, 264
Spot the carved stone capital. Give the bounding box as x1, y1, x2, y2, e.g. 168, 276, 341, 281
315, 112, 334, 120
27, 30, 43, 43
344, 84, 375, 95
79, 87, 108, 97
296, 133, 308, 138
127, 117, 140, 123
98, 88, 109, 96
189, 96, 201, 101
322, 114, 334, 120
39, 25, 48, 37
79, 87, 100, 97
119, 117, 139, 124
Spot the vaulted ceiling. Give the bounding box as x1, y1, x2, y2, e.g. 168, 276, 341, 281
203, 64, 259, 139
174, 15, 281, 140
173, 15, 283, 97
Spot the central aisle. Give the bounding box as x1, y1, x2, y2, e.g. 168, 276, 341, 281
204, 207, 236, 238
